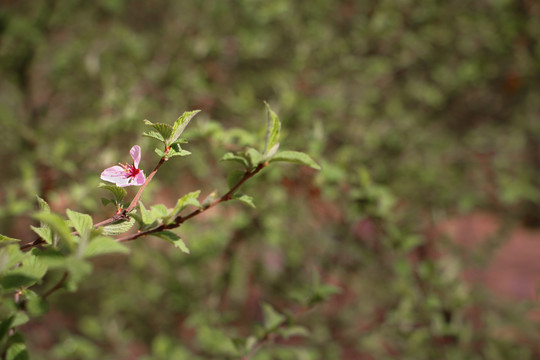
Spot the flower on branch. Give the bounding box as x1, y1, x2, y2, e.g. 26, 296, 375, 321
101, 145, 146, 187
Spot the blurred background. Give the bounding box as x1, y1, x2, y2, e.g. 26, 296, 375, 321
1, 0, 540, 359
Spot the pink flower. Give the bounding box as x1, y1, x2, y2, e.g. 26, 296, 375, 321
101, 145, 146, 187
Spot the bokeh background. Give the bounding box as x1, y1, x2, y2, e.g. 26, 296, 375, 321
1, 0, 540, 359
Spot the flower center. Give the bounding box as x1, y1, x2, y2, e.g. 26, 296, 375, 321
119, 163, 140, 178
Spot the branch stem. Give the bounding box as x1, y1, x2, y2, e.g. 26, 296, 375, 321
115, 162, 267, 243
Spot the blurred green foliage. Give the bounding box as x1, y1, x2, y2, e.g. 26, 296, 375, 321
1, 0, 540, 359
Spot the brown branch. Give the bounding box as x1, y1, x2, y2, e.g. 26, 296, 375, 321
115, 162, 268, 243
124, 157, 166, 214
43, 272, 69, 299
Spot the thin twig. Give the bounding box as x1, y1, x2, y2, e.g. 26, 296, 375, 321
124, 157, 166, 214
115, 162, 268, 243
43, 272, 69, 299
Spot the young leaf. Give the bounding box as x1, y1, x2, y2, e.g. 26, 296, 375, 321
262, 303, 286, 331
167, 143, 191, 158
0, 235, 20, 247
245, 148, 263, 168
170, 110, 201, 145
143, 120, 173, 140
30, 226, 53, 244
139, 202, 158, 226
36, 195, 50, 213
64, 257, 93, 292
0, 245, 27, 271
142, 130, 165, 143
263, 102, 281, 155
169, 191, 201, 219
278, 325, 309, 339
201, 190, 218, 209
270, 151, 321, 170
33, 212, 75, 250
101, 217, 136, 236
6, 340, 29, 360
232, 194, 255, 208
83, 236, 130, 258
221, 152, 249, 169
0, 273, 40, 292
25, 290, 49, 317
66, 209, 93, 237
0, 256, 48, 291
151, 204, 169, 219
30, 247, 66, 268
262, 143, 280, 161
99, 183, 127, 203
12, 313, 30, 328
0, 316, 14, 342
155, 148, 167, 158
153, 231, 190, 253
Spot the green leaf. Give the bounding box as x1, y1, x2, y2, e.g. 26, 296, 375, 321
12, 312, 30, 328
170, 110, 200, 144
151, 204, 169, 219
83, 236, 129, 258
153, 231, 189, 253
31, 248, 66, 268
0, 245, 27, 272
232, 194, 255, 208
245, 336, 257, 352
201, 190, 218, 209
6, 342, 29, 360
0, 256, 48, 291
263, 102, 281, 155
143, 120, 173, 140
98, 183, 127, 203
220, 152, 249, 169
0, 274, 38, 291
169, 137, 188, 146
30, 226, 52, 245
156, 144, 191, 159
278, 325, 309, 339
167, 143, 191, 158
262, 143, 280, 161
155, 148, 167, 158
36, 195, 50, 213
0, 316, 14, 342
63, 257, 93, 292
245, 148, 262, 168
270, 151, 321, 170
262, 303, 286, 331
66, 209, 93, 237
142, 130, 165, 143
101, 217, 136, 236
168, 191, 201, 219
0, 235, 20, 248
310, 284, 341, 305
140, 202, 155, 224
25, 290, 49, 317
33, 212, 75, 250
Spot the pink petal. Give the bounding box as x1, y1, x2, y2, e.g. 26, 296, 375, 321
130, 145, 142, 168
132, 171, 146, 186
101, 166, 125, 181
101, 166, 130, 187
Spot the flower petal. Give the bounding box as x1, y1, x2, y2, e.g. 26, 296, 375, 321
132, 171, 146, 186
101, 166, 131, 187
101, 166, 126, 182
130, 145, 142, 168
